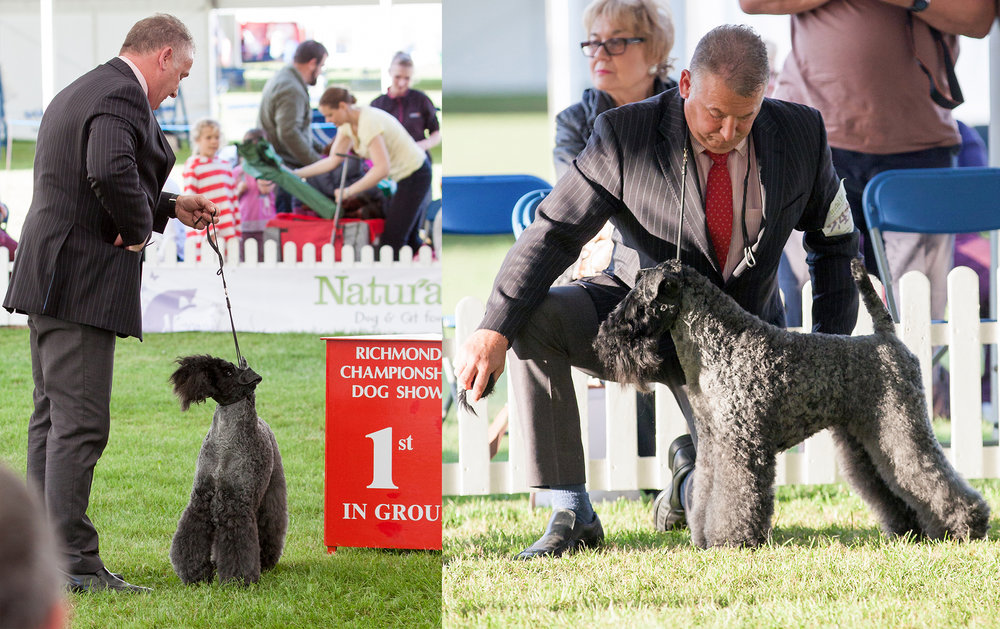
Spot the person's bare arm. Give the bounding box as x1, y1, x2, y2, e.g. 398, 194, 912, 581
416, 130, 441, 152
879, 0, 995, 38
739, 0, 832, 14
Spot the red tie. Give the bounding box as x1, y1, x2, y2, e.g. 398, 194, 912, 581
705, 150, 733, 268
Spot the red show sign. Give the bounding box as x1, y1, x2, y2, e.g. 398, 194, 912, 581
323, 335, 442, 551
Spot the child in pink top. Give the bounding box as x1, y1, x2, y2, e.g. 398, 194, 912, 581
234, 128, 277, 261
183, 119, 241, 260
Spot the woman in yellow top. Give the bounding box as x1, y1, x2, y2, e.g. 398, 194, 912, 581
294, 86, 431, 257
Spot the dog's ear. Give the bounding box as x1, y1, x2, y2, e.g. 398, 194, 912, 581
634, 268, 661, 303
170, 356, 216, 411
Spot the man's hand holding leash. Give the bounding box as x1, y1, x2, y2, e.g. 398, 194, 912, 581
175, 194, 220, 231
455, 329, 508, 404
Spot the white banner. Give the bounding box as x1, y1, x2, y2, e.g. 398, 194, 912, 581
140, 264, 442, 335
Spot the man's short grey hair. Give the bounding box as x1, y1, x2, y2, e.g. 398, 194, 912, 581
689, 24, 769, 98
120, 13, 194, 56
0, 465, 63, 629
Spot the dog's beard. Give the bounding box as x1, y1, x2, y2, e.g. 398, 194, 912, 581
456, 373, 496, 417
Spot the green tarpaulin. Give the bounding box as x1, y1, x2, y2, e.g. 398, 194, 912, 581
235, 139, 338, 219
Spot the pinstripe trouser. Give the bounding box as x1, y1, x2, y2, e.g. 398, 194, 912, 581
27, 313, 115, 575
507, 281, 695, 488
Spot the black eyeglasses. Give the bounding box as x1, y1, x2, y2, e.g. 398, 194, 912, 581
580, 37, 645, 57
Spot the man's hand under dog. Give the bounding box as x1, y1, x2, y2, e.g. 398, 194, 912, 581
175, 194, 220, 231
455, 329, 508, 403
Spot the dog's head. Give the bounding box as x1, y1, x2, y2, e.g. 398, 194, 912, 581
170, 355, 262, 410
595, 260, 686, 389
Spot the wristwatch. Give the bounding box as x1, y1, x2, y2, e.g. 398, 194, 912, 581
909, 0, 930, 12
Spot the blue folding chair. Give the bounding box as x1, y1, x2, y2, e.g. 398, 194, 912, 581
511, 188, 550, 239
442, 174, 550, 234
861, 167, 1000, 322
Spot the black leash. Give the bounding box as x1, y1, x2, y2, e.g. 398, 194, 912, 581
205, 221, 245, 368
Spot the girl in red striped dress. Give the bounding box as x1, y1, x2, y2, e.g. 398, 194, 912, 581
182, 119, 241, 260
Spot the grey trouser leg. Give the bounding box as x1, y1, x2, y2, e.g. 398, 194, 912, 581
27, 314, 115, 574
509, 285, 695, 488
884, 232, 954, 320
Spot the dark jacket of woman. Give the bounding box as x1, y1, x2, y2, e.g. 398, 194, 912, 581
553, 76, 676, 179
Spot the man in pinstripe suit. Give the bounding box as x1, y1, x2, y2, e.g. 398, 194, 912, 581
455, 25, 860, 559
3, 15, 218, 592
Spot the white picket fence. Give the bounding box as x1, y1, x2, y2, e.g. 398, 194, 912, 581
0, 238, 437, 327
444, 266, 1000, 496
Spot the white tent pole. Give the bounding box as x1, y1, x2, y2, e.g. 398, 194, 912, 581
991, 20, 999, 169
381, 0, 392, 94
989, 18, 999, 432
40, 0, 54, 110
545, 0, 590, 130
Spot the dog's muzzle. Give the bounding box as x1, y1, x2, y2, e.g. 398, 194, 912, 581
238, 367, 263, 387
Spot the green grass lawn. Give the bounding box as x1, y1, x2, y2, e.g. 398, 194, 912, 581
441, 112, 553, 181
0, 329, 440, 628
444, 485, 1000, 628
1, 139, 39, 170
439, 108, 550, 344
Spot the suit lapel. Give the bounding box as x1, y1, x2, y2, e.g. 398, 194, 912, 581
654, 94, 714, 267
748, 103, 787, 269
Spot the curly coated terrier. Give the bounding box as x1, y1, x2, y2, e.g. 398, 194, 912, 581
595, 258, 989, 548
169, 355, 287, 584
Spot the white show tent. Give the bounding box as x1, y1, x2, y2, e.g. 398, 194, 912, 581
0, 0, 440, 140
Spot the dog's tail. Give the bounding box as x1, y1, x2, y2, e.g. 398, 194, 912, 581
851, 258, 896, 336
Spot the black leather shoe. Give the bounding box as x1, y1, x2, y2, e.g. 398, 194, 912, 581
66, 567, 152, 593
653, 434, 696, 532
514, 509, 604, 560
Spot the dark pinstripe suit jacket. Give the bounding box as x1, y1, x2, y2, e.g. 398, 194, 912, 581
481, 88, 860, 342
3, 58, 177, 339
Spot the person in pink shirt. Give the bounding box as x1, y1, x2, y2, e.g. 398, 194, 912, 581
233, 128, 276, 261
183, 119, 241, 259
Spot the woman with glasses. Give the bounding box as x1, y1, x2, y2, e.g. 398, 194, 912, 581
550, 0, 676, 486
553, 0, 676, 179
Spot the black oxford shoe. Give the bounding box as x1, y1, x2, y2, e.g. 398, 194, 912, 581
514, 508, 604, 560
653, 434, 696, 532
66, 567, 152, 593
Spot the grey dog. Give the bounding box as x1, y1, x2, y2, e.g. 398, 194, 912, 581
595, 258, 989, 548
169, 355, 287, 584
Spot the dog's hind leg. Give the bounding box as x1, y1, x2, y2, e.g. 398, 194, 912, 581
830, 426, 922, 538
852, 400, 990, 540
213, 485, 262, 584
257, 446, 288, 572
170, 478, 217, 584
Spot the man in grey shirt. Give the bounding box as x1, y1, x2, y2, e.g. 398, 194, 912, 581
258, 39, 328, 213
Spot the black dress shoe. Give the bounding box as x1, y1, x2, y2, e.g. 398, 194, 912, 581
653, 434, 696, 532
514, 509, 604, 560
66, 567, 152, 593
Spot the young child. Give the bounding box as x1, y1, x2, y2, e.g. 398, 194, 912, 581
233, 128, 276, 261
182, 119, 241, 260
